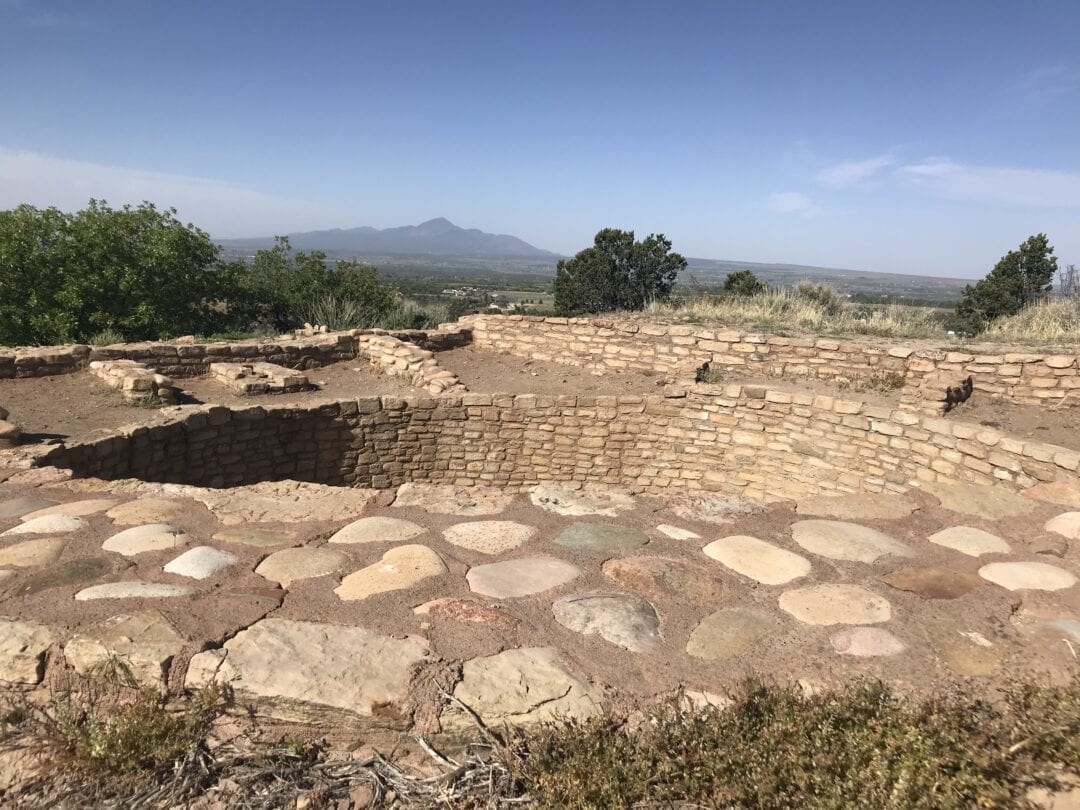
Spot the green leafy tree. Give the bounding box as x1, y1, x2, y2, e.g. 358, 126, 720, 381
723, 270, 765, 297
955, 234, 1057, 334
554, 228, 686, 316
0, 200, 233, 345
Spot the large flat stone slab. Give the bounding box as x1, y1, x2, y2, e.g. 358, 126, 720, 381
529, 484, 635, 517
928, 526, 1010, 557
601, 556, 725, 602
75, 582, 199, 600
64, 610, 184, 687
335, 545, 447, 601
255, 547, 350, 588
394, 482, 513, 515
978, 562, 1077, 592
922, 480, 1036, 519
830, 627, 906, 657
552, 593, 661, 652
2, 514, 86, 536
106, 498, 186, 525
1023, 479, 1080, 510
21, 499, 117, 521
444, 647, 601, 731
102, 524, 188, 556
796, 493, 918, 521
669, 493, 767, 525
2, 555, 132, 598
779, 584, 892, 625
212, 527, 298, 548
0, 497, 57, 520
442, 521, 538, 555
791, 520, 913, 563
686, 608, 771, 660
0, 537, 67, 568
467, 557, 581, 598
0, 619, 56, 683
879, 566, 983, 599
554, 523, 649, 553
328, 517, 425, 545
1045, 512, 1080, 541
163, 546, 238, 580
703, 535, 811, 585
185, 618, 429, 726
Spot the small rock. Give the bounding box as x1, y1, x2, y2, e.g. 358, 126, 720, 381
655, 524, 701, 541
879, 566, 983, 599
0, 619, 56, 683
686, 608, 771, 660
64, 610, 184, 687
2, 514, 87, 536
1045, 512, 1080, 541
75, 582, 199, 600
466, 557, 581, 598
779, 584, 892, 625
552, 593, 661, 652
702, 535, 811, 585
442, 521, 538, 554
163, 546, 238, 580
554, 522, 649, 553
928, 526, 1010, 557
978, 562, 1077, 592
335, 545, 447, 601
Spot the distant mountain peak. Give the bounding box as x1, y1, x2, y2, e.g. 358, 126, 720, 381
218, 218, 554, 259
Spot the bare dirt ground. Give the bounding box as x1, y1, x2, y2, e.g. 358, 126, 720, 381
946, 395, 1080, 450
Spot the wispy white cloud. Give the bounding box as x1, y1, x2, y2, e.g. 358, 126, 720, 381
816, 154, 895, 188
1013, 64, 1080, 103
896, 158, 1080, 209
0, 148, 352, 238
767, 191, 818, 216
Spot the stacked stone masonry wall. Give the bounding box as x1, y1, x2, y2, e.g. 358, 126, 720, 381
39, 388, 1080, 501
462, 315, 1080, 411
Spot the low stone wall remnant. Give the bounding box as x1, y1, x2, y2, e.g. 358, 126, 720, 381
88, 360, 178, 405
210, 362, 309, 395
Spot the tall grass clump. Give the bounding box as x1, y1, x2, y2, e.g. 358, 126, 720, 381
981, 298, 1080, 344
646, 282, 946, 339
298, 294, 451, 332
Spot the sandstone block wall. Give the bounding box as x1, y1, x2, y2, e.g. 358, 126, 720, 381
40, 388, 1079, 501
88, 360, 178, 404
462, 315, 1080, 410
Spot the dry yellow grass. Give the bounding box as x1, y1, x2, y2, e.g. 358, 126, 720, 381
982, 298, 1080, 344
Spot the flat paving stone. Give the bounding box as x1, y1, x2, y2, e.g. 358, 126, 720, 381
1024, 479, 1080, 510
64, 610, 184, 687
444, 647, 601, 731
255, 547, 350, 588
185, 618, 430, 725
656, 524, 701, 541
702, 535, 811, 585
442, 521, 538, 555
0, 619, 56, 683
106, 498, 186, 525
779, 584, 892, 625
928, 624, 1008, 676
182, 480, 378, 525
1045, 512, 1080, 541
328, 516, 425, 545
529, 484, 635, 517
393, 482, 513, 515
686, 608, 771, 660
796, 493, 919, 521
414, 597, 519, 630
2, 514, 86, 536
1, 555, 133, 598
554, 522, 649, 553
601, 556, 725, 602
163, 546, 238, 580
102, 524, 188, 556
75, 582, 199, 600
879, 566, 983, 599
928, 526, 1011, 557
830, 627, 906, 657
552, 593, 661, 652
978, 562, 1077, 592
0, 497, 57, 520
467, 557, 581, 598
0, 537, 67, 568
669, 493, 767, 525
335, 545, 447, 601
791, 520, 913, 563
922, 480, 1036, 519
21, 499, 117, 521
212, 528, 298, 548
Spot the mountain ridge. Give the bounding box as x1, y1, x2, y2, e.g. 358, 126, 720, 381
218, 217, 555, 258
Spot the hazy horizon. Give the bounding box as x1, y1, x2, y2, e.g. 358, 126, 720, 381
2, 0, 1078, 280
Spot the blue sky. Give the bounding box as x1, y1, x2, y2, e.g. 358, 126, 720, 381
1, 0, 1078, 278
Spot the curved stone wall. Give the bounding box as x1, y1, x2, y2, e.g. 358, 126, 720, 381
38, 387, 1080, 501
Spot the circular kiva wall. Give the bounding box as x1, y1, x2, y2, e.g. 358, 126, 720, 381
40, 387, 1080, 501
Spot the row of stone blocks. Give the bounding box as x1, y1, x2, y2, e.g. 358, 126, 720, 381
88, 360, 178, 404
209, 362, 309, 395
356, 333, 465, 395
